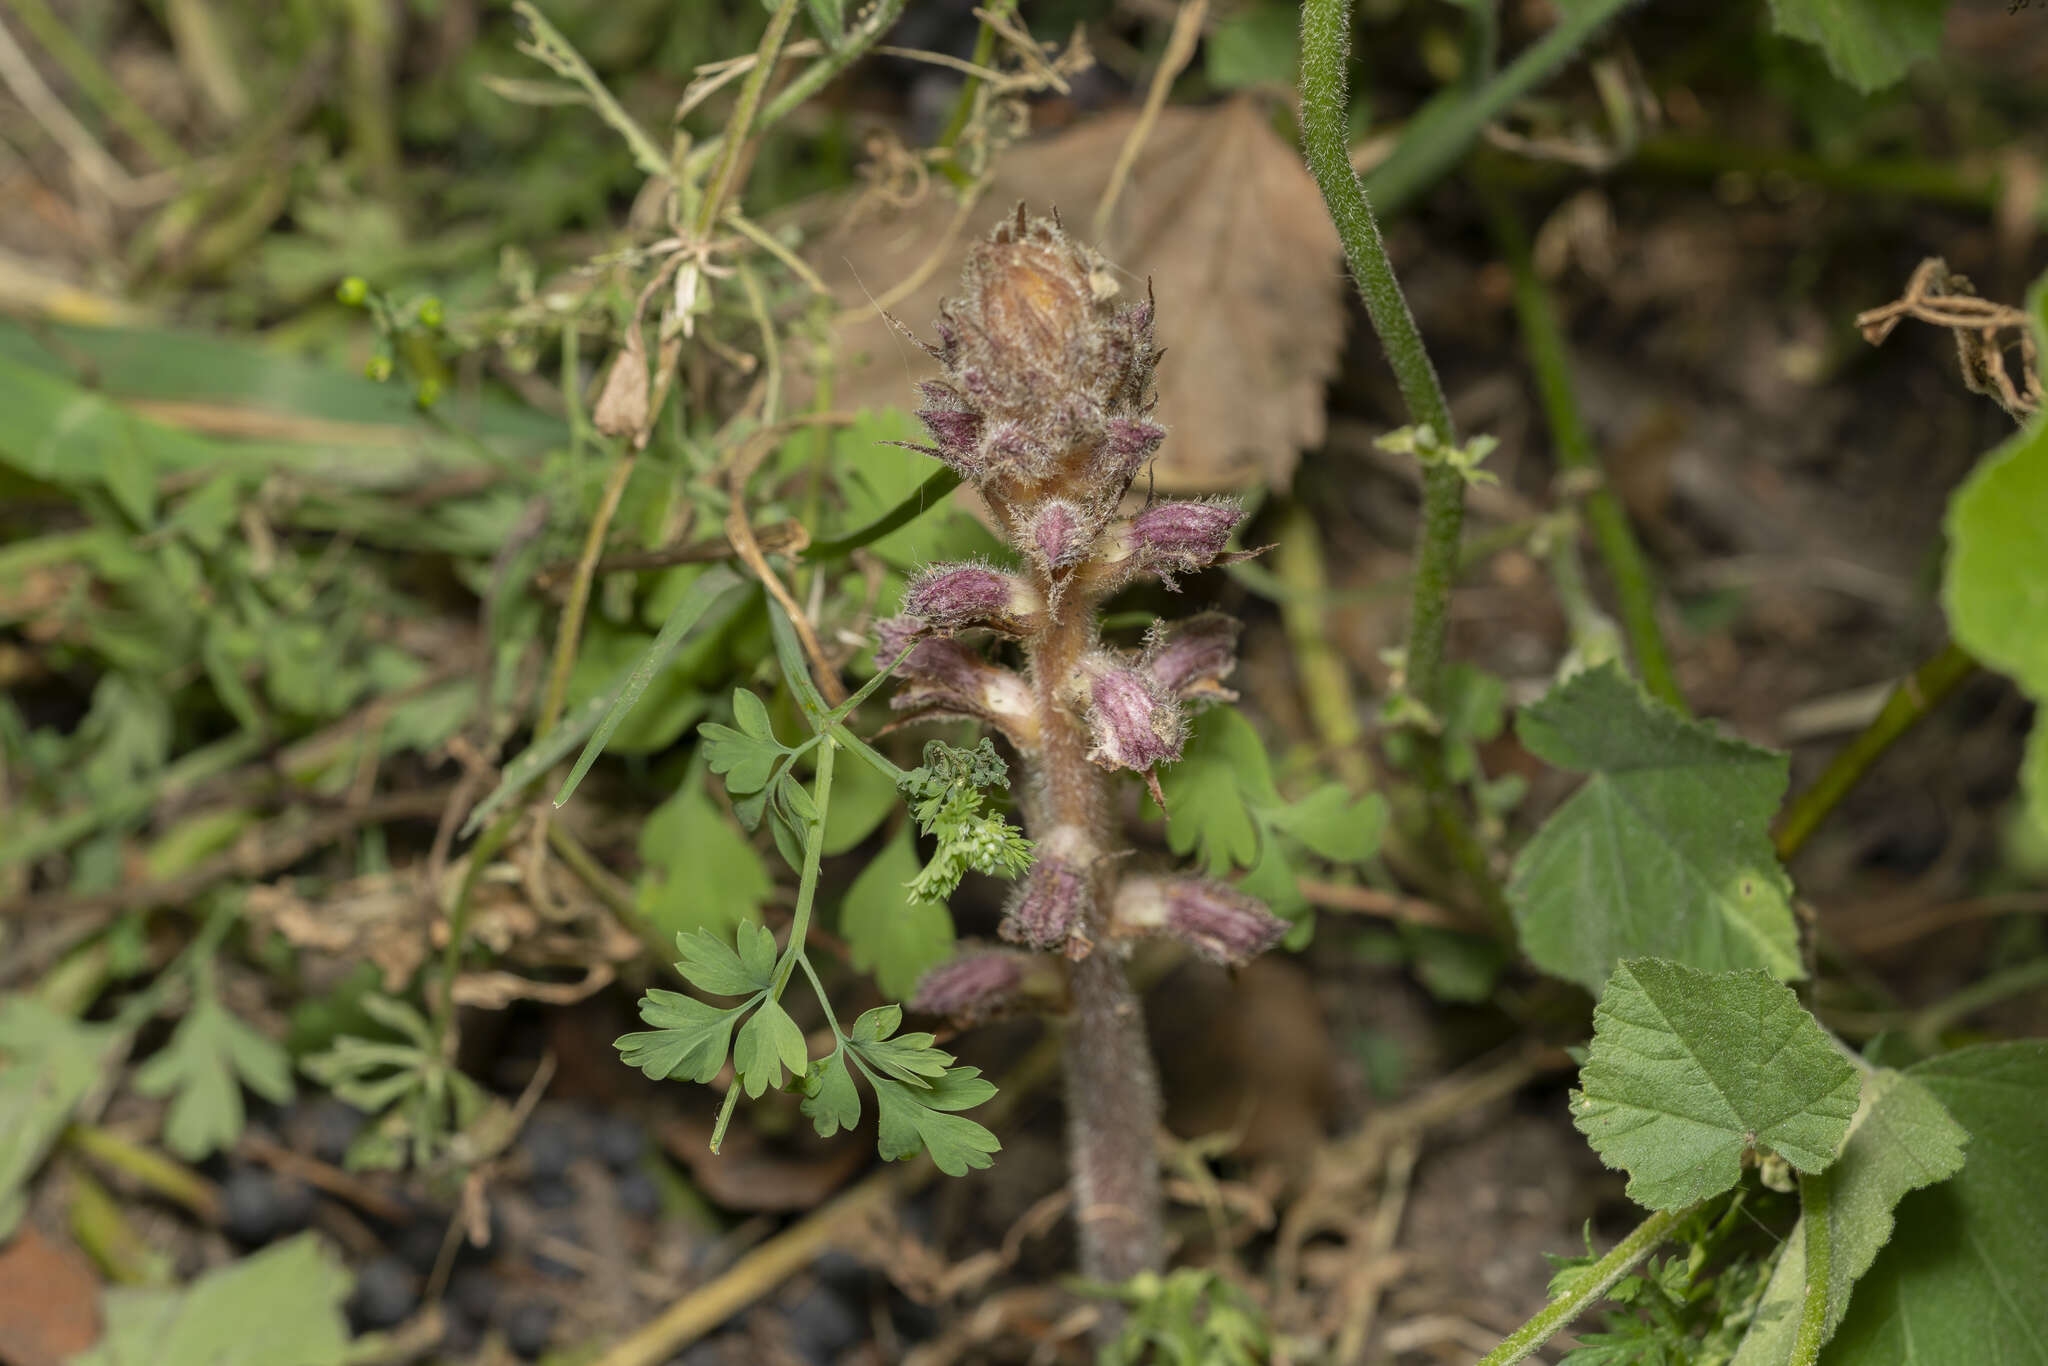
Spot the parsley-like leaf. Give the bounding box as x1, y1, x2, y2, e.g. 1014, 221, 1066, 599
732, 999, 809, 1097
614, 990, 742, 1083
700, 688, 788, 796
673, 925, 774, 997
872, 1076, 1001, 1176
802, 1049, 862, 1138
133, 992, 295, 1161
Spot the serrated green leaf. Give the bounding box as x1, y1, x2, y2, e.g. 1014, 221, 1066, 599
614, 991, 740, 1083
132, 994, 295, 1161
1944, 402, 2048, 840
1509, 663, 1801, 993
1766, 0, 1948, 93
872, 1075, 1001, 1176
1572, 959, 1860, 1210
672, 928, 768, 997
1822, 1041, 2048, 1366
840, 825, 956, 1000
802, 1049, 862, 1138
732, 1000, 808, 1097
76, 1233, 351, 1366
1733, 1067, 1969, 1366
637, 775, 771, 941
1268, 784, 1388, 864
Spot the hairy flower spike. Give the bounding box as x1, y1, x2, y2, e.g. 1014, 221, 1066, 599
904, 208, 1165, 511
1112, 876, 1288, 967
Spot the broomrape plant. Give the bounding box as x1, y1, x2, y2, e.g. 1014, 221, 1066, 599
885, 206, 1284, 1284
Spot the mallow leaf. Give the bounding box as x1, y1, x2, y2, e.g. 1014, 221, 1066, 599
1571, 960, 1860, 1210
1943, 401, 2048, 840
1509, 663, 1801, 993
1822, 1041, 2048, 1366
74, 1233, 352, 1366
1731, 1067, 1969, 1366
1765, 0, 1948, 94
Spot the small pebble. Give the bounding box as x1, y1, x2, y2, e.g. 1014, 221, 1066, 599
616, 1167, 662, 1219
450, 1265, 500, 1323
786, 1282, 863, 1364
595, 1114, 646, 1170
302, 1099, 366, 1166
348, 1255, 418, 1330
502, 1299, 558, 1360
521, 1116, 576, 1182
220, 1167, 285, 1245
530, 1176, 578, 1211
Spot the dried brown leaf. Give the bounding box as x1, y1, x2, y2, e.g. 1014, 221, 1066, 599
808, 99, 1344, 492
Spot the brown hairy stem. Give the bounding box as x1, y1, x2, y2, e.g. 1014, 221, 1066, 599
1025, 588, 1164, 1285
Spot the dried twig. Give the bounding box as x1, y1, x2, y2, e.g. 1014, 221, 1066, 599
1855, 257, 2041, 421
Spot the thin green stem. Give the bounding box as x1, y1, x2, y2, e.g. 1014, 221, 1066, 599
683, 0, 910, 181
698, 0, 802, 235
432, 809, 518, 1050
772, 738, 835, 1000
511, 0, 668, 181
1774, 642, 1976, 861
538, 453, 638, 739
1490, 188, 1683, 710
934, 0, 1014, 187
1791, 1172, 1833, 1366
0, 0, 185, 169
1361, 0, 1642, 217
1475, 1201, 1698, 1366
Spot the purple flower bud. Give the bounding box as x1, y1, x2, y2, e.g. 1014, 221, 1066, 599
1080, 661, 1184, 774
889, 637, 1037, 746
1130, 500, 1242, 574
911, 949, 1031, 1022
1144, 613, 1241, 703
1027, 500, 1092, 573
916, 406, 984, 462
902, 563, 1041, 636
1002, 838, 1093, 955
1112, 875, 1287, 967
1104, 419, 1166, 467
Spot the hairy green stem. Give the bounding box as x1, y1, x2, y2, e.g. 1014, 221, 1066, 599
1301, 0, 1459, 707
1791, 1172, 1833, 1366
1475, 1201, 1698, 1366
1303, 0, 1517, 928
1490, 188, 1683, 710
1774, 642, 1976, 861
